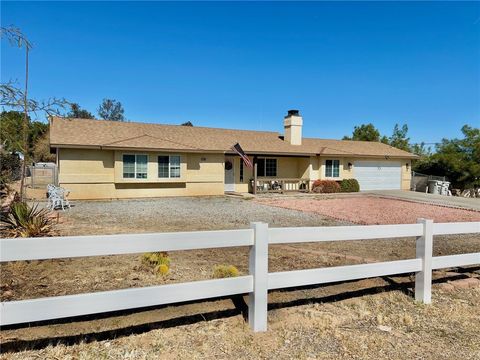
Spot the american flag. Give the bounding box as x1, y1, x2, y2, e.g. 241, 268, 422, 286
231, 143, 253, 168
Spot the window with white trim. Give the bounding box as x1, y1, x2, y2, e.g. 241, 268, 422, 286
325, 159, 340, 178
123, 154, 148, 179
257, 158, 277, 177
158, 155, 181, 178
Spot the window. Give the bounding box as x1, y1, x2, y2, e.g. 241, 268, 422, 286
123, 154, 148, 179
325, 160, 340, 178
158, 155, 181, 178
257, 158, 277, 177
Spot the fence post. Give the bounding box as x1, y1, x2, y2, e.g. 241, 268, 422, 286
415, 218, 434, 303
249, 222, 269, 332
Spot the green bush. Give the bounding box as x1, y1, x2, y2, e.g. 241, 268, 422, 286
339, 178, 360, 192
1, 201, 53, 238
312, 180, 341, 193
212, 265, 240, 279
0, 152, 21, 186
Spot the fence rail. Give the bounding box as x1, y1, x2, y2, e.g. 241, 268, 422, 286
1, 221, 479, 331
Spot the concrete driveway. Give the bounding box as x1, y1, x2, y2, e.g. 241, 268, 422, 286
369, 190, 480, 211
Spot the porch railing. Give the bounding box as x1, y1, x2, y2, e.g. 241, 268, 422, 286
252, 178, 310, 194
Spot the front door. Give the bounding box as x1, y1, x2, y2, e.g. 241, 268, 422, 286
224, 157, 235, 192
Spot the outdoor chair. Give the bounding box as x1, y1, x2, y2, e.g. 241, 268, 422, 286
46, 184, 71, 211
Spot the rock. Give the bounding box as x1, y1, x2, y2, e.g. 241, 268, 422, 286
377, 325, 392, 332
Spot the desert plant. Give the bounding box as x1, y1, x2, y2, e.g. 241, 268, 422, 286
1, 201, 53, 237
142, 252, 170, 267
312, 180, 341, 193
339, 178, 360, 192
212, 264, 240, 279
156, 263, 169, 276
142, 252, 171, 276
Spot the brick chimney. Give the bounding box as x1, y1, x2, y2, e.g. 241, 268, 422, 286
283, 110, 303, 145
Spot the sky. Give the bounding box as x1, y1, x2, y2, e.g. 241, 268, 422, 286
1, 1, 479, 145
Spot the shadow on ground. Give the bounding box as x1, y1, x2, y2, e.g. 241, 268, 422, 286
1, 268, 478, 354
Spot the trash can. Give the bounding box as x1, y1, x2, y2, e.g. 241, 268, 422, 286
439, 181, 450, 196
428, 180, 441, 195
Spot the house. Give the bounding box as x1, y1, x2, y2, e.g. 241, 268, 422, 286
49, 110, 417, 199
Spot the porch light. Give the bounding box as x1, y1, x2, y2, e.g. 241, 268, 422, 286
406, 163, 410, 170
348, 162, 353, 170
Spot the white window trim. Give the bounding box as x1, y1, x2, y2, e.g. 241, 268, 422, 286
158, 155, 181, 179
123, 154, 148, 179
257, 157, 278, 177
325, 159, 341, 179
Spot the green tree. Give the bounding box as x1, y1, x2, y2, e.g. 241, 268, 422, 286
0, 111, 48, 158
343, 123, 381, 142
67, 103, 95, 119
410, 142, 432, 157
388, 124, 410, 151
181, 121, 193, 126
32, 132, 55, 163
1, 26, 67, 199
98, 98, 125, 121
413, 125, 480, 189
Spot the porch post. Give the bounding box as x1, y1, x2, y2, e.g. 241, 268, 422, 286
253, 156, 257, 195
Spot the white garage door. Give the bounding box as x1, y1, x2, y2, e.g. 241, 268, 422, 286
354, 161, 402, 191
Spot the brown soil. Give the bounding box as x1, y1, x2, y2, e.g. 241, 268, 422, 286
1, 196, 479, 358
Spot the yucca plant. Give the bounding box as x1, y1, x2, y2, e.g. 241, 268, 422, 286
1, 202, 53, 237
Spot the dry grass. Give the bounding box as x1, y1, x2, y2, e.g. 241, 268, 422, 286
1, 197, 479, 358
1, 287, 479, 359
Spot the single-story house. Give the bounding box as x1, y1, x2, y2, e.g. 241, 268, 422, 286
49, 110, 417, 199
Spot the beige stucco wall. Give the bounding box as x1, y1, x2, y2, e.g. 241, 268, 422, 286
311, 156, 412, 190
58, 148, 412, 198
59, 148, 224, 199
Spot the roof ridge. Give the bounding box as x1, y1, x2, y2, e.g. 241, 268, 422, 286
52, 116, 279, 135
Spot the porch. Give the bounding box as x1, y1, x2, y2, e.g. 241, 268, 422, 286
252, 178, 310, 194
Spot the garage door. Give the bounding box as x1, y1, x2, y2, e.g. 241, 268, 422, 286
353, 161, 401, 191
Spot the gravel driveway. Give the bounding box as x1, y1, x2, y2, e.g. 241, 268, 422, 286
56, 196, 344, 236
257, 196, 480, 225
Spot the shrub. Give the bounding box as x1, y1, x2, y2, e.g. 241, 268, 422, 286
212, 265, 240, 279
142, 252, 170, 267
339, 178, 360, 192
142, 252, 171, 277
156, 263, 170, 276
312, 180, 341, 193
1, 201, 53, 237
0, 152, 21, 186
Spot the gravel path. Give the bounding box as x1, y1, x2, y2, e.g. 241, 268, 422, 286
257, 197, 480, 225
56, 196, 344, 236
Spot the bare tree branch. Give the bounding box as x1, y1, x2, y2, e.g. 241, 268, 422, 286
1, 83, 69, 116
1, 25, 32, 50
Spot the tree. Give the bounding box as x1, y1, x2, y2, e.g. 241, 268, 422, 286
32, 132, 55, 163
181, 121, 193, 126
97, 98, 125, 121
388, 124, 410, 151
67, 103, 95, 119
0, 111, 49, 158
413, 125, 480, 189
343, 123, 381, 142
1, 26, 67, 199
410, 142, 432, 157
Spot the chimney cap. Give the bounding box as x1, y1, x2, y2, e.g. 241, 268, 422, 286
286, 109, 300, 117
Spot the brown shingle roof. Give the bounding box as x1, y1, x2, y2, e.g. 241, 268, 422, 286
50, 117, 418, 158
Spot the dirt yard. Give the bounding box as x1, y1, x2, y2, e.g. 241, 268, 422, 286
1, 195, 479, 359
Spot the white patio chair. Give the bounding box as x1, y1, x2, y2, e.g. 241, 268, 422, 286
46, 185, 71, 211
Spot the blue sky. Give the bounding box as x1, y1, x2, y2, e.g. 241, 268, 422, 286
2, 1, 479, 144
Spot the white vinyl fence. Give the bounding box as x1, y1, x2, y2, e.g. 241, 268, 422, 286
1, 220, 479, 332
